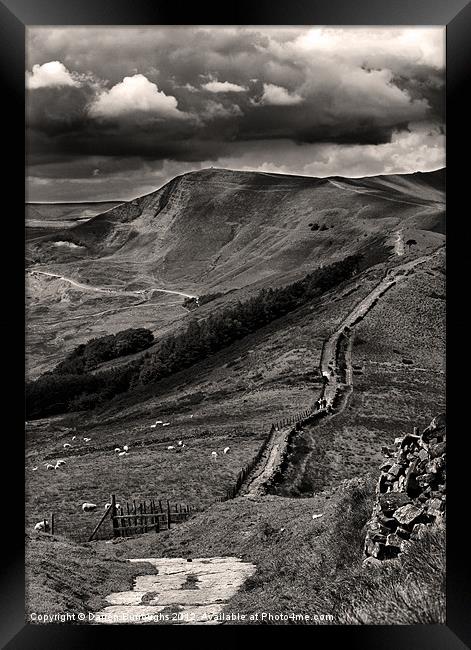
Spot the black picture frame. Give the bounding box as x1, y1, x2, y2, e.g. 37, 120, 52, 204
2, 0, 469, 646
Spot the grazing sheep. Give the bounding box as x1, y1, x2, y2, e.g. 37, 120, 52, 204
123, 445, 129, 452
155, 420, 163, 424
32, 466, 38, 471
72, 436, 76, 441
34, 521, 47, 531
83, 437, 91, 442
54, 461, 63, 470
118, 451, 128, 457
223, 447, 230, 454
312, 513, 323, 520
162, 422, 170, 427
114, 447, 121, 453
150, 424, 157, 428
167, 445, 175, 450
82, 503, 97, 512
211, 451, 218, 460
190, 414, 194, 418
104, 502, 111, 510
63, 443, 72, 449
45, 463, 54, 470
177, 440, 183, 446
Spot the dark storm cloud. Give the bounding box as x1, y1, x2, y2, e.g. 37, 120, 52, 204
26, 27, 445, 200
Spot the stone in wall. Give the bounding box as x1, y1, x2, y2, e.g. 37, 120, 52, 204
364, 414, 446, 564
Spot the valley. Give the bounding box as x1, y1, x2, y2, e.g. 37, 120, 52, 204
25, 167, 445, 623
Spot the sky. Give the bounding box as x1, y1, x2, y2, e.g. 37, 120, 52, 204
26, 27, 445, 202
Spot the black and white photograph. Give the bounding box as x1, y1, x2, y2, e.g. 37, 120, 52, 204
24, 24, 446, 627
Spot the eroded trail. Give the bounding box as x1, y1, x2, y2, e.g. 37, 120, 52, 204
95, 557, 256, 625
240, 251, 441, 497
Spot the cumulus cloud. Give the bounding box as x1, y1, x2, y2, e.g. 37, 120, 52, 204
201, 100, 243, 121
26, 60, 79, 89
25, 27, 445, 200
258, 83, 303, 106
202, 80, 246, 93
89, 74, 187, 119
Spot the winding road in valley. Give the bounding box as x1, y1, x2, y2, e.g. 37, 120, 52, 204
240, 250, 442, 498
29, 270, 197, 299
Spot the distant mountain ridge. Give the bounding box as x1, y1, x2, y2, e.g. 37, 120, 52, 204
29, 167, 445, 294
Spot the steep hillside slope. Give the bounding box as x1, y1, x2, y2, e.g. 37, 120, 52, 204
29, 168, 445, 292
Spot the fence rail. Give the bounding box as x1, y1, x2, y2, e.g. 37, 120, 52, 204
88, 494, 195, 541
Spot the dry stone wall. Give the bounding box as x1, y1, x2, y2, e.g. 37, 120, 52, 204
364, 413, 446, 564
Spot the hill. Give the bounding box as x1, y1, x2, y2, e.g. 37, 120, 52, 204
25, 168, 445, 377
28, 167, 445, 290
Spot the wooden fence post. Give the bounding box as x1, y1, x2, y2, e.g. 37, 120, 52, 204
141, 502, 145, 534
167, 500, 171, 529
50, 513, 55, 536
133, 499, 138, 533
111, 494, 118, 538
126, 502, 131, 537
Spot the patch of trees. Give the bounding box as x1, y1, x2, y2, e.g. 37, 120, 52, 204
26, 361, 142, 419
308, 222, 332, 232
25, 254, 361, 419
53, 328, 154, 375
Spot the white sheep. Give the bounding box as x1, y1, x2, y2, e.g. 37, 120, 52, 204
211, 451, 218, 460
162, 422, 170, 427
123, 445, 129, 452
190, 414, 194, 418
223, 447, 230, 454
82, 502, 97, 512
45, 463, 55, 470
167, 445, 175, 450
312, 513, 324, 520
83, 437, 91, 442
150, 424, 157, 428
32, 466, 38, 471
63, 443, 72, 449
34, 521, 47, 531
155, 420, 163, 424
177, 440, 183, 446
104, 502, 111, 510
72, 436, 76, 441
114, 447, 121, 453
118, 451, 128, 457
54, 461, 63, 470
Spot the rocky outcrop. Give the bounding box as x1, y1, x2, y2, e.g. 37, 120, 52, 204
364, 414, 446, 563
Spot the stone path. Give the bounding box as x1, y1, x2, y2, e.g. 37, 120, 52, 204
94, 557, 256, 625
238, 249, 443, 497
